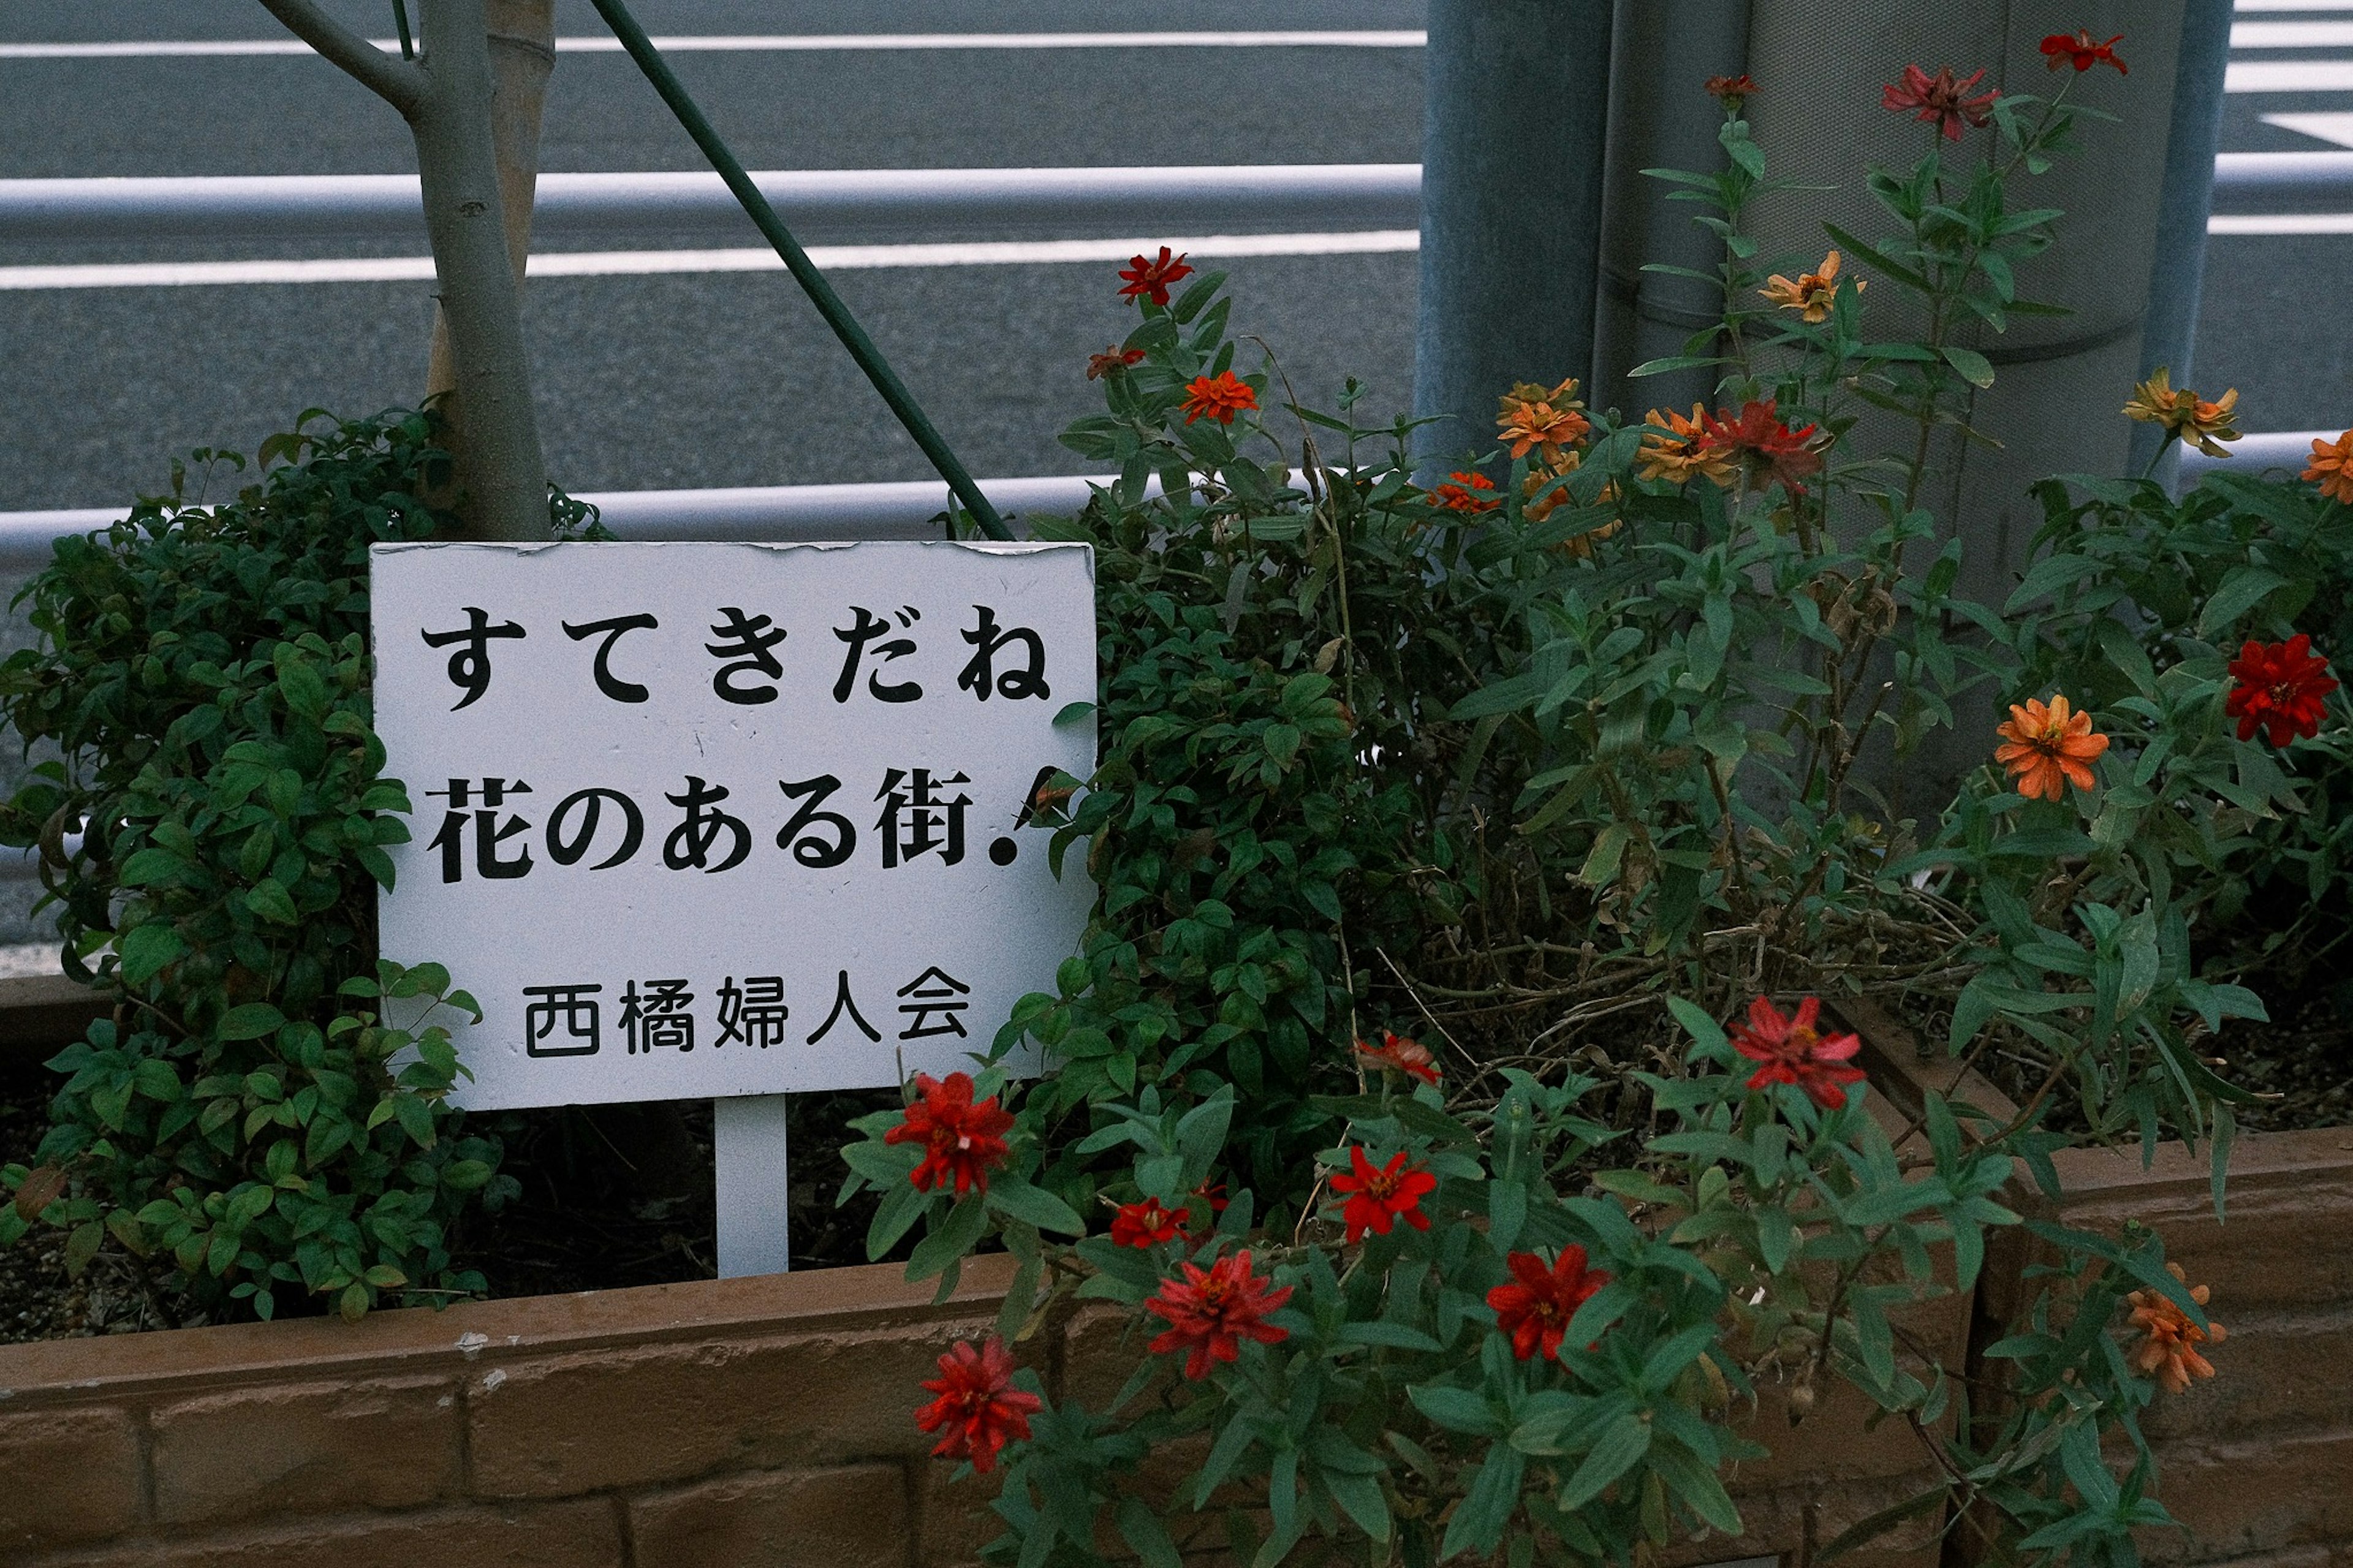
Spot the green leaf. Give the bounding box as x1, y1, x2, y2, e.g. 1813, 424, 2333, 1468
2197, 565, 2289, 640
119, 922, 189, 986
216, 1003, 287, 1042
984, 1176, 1086, 1237
1939, 344, 1996, 388
1558, 1413, 1650, 1510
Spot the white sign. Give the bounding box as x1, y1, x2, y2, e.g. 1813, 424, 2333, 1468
371, 540, 1095, 1112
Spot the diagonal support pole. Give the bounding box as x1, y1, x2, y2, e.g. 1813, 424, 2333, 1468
586, 0, 1013, 542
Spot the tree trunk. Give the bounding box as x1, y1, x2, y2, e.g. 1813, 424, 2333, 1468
256, 0, 550, 541
425, 0, 555, 463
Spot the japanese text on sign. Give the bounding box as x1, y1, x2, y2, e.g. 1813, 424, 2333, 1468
371, 540, 1096, 1111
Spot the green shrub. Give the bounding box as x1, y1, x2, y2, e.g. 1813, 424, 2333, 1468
0, 409, 527, 1322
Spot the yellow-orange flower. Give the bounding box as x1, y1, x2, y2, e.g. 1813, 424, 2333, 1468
1993, 694, 2109, 800
2304, 427, 2353, 506
1496, 377, 1590, 463
1634, 405, 1738, 487
1759, 249, 1862, 324
2123, 369, 2241, 459
2126, 1263, 2226, 1396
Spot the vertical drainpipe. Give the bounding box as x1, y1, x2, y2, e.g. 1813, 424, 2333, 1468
2135, 0, 2236, 483
1588, 0, 1752, 422
1412, 0, 1616, 478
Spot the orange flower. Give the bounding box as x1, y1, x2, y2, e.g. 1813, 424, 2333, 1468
1759, 249, 1862, 324
1704, 73, 1757, 105
1729, 996, 1867, 1110
1086, 345, 1146, 380
1428, 470, 1501, 513
2126, 1263, 2225, 1395
2123, 369, 2241, 459
1496, 377, 1590, 463
1700, 399, 1823, 494
2304, 428, 2353, 506
1635, 405, 1738, 487
1181, 370, 1258, 426
1116, 246, 1193, 307
1993, 694, 2109, 800
2042, 30, 2126, 75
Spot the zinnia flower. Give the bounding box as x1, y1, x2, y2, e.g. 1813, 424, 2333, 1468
1327, 1146, 1437, 1243
1182, 370, 1258, 425
882, 1072, 1015, 1197
1635, 405, 1738, 487
1759, 249, 1862, 324
1109, 1197, 1189, 1248
1487, 1246, 1610, 1361
2226, 634, 2339, 748
1700, 399, 1823, 494
1882, 64, 1999, 142
1428, 471, 1501, 513
1994, 694, 2110, 800
1704, 73, 1757, 105
1145, 1249, 1293, 1377
1496, 377, 1590, 463
914, 1336, 1042, 1473
1356, 1029, 1442, 1085
1087, 345, 1146, 380
2303, 428, 2353, 506
2042, 30, 2126, 74
2126, 1263, 2226, 1395
1728, 995, 1868, 1110
1116, 246, 1194, 307
2123, 369, 2241, 459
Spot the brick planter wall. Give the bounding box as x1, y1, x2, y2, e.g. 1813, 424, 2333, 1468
0, 1013, 2345, 1566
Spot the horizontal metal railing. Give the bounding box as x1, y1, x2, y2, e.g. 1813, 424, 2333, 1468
2177, 429, 2339, 479
0, 473, 1140, 572
2, 153, 2344, 246
0, 164, 1423, 244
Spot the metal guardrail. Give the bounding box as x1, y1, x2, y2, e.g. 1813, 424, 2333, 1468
0, 154, 2343, 249
0, 164, 1423, 244
2178, 430, 2338, 480
0, 473, 1137, 572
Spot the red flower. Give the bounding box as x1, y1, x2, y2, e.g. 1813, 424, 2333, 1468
1182, 370, 1258, 426
1116, 246, 1194, 307
882, 1072, 1015, 1197
1882, 64, 1999, 142
1145, 1249, 1293, 1377
1087, 344, 1147, 380
914, 1336, 1042, 1474
1700, 399, 1824, 494
1428, 471, 1501, 513
1109, 1197, 1189, 1248
1729, 996, 1867, 1110
1327, 1146, 1437, 1243
2041, 30, 2126, 75
1704, 73, 1758, 104
1487, 1246, 1610, 1361
1355, 1029, 1442, 1086
2226, 634, 2340, 748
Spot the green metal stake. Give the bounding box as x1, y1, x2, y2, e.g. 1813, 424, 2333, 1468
586, 0, 1013, 541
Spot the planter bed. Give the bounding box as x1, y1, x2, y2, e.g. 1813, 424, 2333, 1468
0, 1004, 2341, 1567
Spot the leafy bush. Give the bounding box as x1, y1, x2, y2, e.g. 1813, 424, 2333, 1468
0, 410, 525, 1322
854, 42, 2353, 1568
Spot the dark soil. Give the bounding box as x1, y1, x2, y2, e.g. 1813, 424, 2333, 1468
0, 1057, 906, 1345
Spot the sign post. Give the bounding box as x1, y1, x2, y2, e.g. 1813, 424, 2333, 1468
371, 539, 1095, 1274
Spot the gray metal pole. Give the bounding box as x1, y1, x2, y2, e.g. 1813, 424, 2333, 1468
2135, 0, 2235, 479
1412, 0, 1615, 474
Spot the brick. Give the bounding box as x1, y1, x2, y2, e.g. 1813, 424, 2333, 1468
1054, 1303, 1156, 1416
150, 1375, 461, 1526
0, 1407, 143, 1553
1696, 1471, 1952, 1568
468, 1319, 995, 1498
630, 1463, 911, 1568
919, 1463, 1007, 1568
25, 1498, 622, 1568
2145, 1425, 2353, 1564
